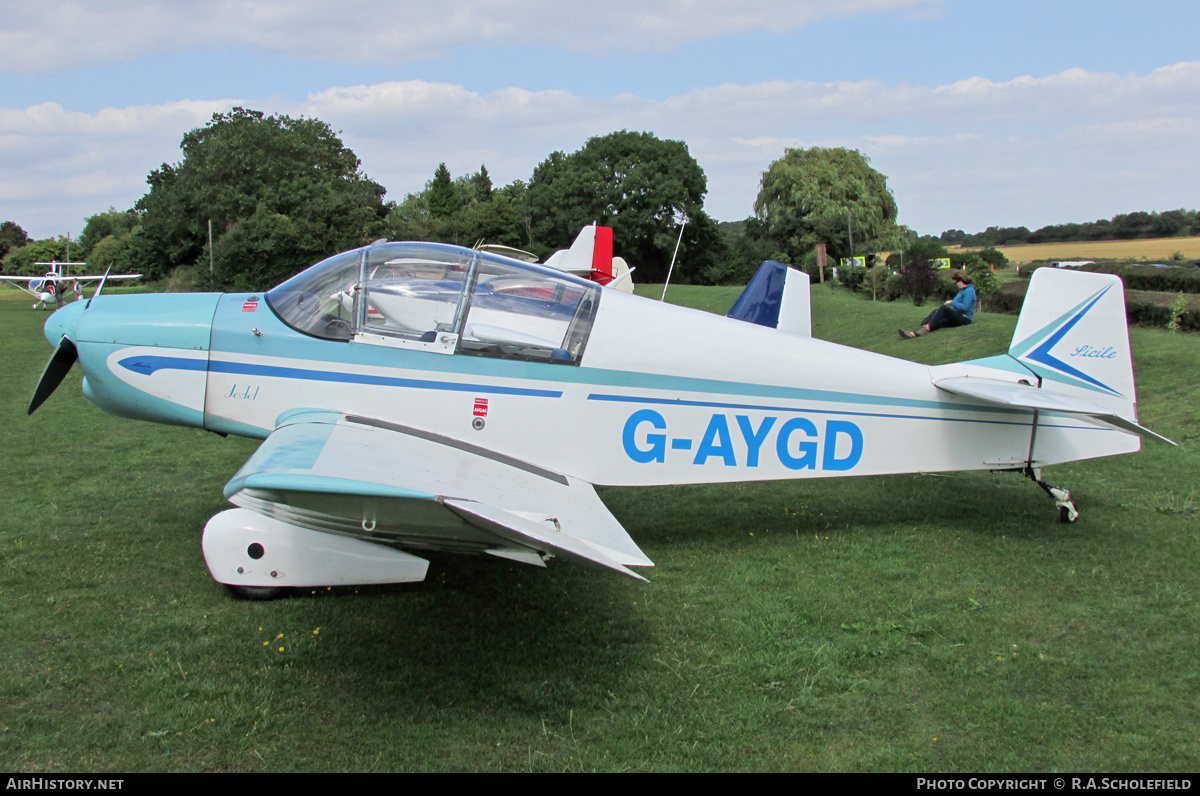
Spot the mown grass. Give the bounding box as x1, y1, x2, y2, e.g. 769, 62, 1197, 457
1, 286, 1197, 772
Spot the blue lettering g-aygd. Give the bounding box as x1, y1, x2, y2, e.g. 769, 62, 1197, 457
622, 410, 862, 471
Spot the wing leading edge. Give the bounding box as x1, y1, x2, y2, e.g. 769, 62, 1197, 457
220, 409, 653, 581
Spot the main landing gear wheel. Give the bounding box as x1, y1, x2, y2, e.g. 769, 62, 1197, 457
225, 584, 287, 600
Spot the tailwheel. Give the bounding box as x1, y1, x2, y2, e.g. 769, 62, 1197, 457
1026, 467, 1079, 523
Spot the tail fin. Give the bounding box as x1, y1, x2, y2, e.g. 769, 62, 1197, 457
938, 268, 1172, 465
726, 261, 811, 337
543, 225, 631, 290
1008, 268, 1136, 413
1005, 268, 1161, 460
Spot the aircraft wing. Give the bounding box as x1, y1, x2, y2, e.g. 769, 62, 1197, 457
222, 410, 653, 579
0, 276, 39, 296
934, 376, 1175, 445
0, 274, 141, 282
66, 273, 142, 281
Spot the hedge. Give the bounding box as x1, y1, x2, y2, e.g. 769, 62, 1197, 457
1019, 262, 1200, 293
991, 280, 1200, 331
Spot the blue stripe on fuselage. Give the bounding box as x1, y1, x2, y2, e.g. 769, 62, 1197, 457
118, 353, 1087, 429
118, 354, 563, 398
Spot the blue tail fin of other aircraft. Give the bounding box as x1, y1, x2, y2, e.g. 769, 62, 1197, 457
726, 261, 811, 337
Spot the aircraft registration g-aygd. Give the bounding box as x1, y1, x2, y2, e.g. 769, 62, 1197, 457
29, 226, 1172, 597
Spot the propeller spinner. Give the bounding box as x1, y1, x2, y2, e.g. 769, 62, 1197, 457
28, 265, 110, 414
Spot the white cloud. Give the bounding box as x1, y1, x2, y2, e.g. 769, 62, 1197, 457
3, 60, 1198, 238
0, 100, 232, 234
1, 0, 944, 73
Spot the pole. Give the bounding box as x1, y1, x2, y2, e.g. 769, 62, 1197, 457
660, 218, 687, 301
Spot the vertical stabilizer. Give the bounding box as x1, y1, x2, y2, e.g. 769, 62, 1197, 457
542, 225, 632, 291
1008, 267, 1141, 463
726, 261, 811, 337
1010, 268, 1135, 412
591, 226, 614, 281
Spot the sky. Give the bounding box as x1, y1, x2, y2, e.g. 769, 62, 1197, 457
2, 0, 1198, 242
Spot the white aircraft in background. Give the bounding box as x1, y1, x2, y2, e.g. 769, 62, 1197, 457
1, 261, 141, 309
479, 224, 636, 293
28, 227, 1171, 598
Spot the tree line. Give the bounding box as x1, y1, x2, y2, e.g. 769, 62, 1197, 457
2, 107, 905, 291
940, 209, 1200, 248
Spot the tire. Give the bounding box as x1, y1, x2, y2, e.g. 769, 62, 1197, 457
225, 584, 287, 600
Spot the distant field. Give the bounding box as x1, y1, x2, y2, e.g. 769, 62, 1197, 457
958, 236, 1200, 263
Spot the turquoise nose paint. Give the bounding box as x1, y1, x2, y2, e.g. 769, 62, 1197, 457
74, 293, 221, 350
43, 299, 87, 346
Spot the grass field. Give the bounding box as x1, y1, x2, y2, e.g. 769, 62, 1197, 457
2, 285, 1198, 772
957, 236, 1200, 264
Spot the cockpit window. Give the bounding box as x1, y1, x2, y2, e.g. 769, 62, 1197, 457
267, 242, 601, 363
359, 244, 472, 342
456, 254, 599, 364
265, 248, 361, 340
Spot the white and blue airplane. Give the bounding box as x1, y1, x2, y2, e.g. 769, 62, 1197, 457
1, 261, 141, 309
29, 228, 1171, 598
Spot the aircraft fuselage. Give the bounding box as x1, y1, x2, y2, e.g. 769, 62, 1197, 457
48, 273, 1122, 491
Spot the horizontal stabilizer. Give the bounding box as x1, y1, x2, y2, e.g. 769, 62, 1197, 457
935, 376, 1175, 445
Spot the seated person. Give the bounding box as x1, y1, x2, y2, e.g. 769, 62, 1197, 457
900, 272, 976, 338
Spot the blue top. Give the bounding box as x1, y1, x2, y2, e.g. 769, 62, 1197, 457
950, 284, 977, 321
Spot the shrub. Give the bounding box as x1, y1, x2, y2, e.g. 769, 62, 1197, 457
898, 258, 939, 305
989, 281, 1024, 313
987, 281, 1200, 332
1168, 292, 1188, 333
1019, 261, 1200, 293
839, 266, 868, 293
882, 272, 903, 301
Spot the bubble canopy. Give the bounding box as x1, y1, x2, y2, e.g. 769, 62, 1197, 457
266, 242, 602, 365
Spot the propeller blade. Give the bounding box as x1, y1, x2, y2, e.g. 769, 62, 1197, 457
29, 336, 78, 415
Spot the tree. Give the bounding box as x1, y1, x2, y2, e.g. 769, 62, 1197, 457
2, 237, 68, 276
384, 165, 528, 249
905, 236, 950, 263
0, 221, 30, 261
525, 130, 721, 282
469, 164, 494, 203
898, 258, 938, 306
77, 209, 138, 259
963, 255, 999, 311
428, 163, 461, 219
974, 246, 1009, 271
85, 232, 136, 275
754, 147, 899, 264
707, 217, 788, 285
130, 107, 389, 288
